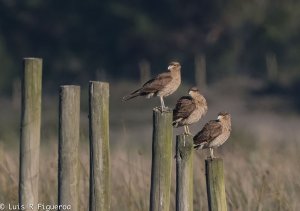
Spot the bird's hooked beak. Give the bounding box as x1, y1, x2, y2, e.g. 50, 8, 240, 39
168, 65, 172, 70
217, 115, 222, 120
188, 90, 195, 96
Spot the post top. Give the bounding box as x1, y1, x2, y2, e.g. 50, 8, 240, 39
89, 81, 109, 85
205, 157, 223, 162
89, 80, 108, 84
176, 133, 193, 139
23, 57, 42, 60
153, 107, 172, 113
60, 85, 81, 89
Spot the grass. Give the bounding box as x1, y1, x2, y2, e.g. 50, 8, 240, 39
0, 77, 300, 210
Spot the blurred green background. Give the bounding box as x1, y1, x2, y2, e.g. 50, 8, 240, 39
1, 0, 300, 98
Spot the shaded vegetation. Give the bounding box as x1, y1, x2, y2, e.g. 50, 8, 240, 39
1, 0, 300, 94
252, 78, 300, 112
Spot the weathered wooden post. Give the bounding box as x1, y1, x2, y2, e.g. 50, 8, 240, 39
149, 108, 173, 211
89, 81, 110, 211
176, 134, 193, 211
58, 85, 80, 211
205, 158, 227, 211
19, 58, 42, 211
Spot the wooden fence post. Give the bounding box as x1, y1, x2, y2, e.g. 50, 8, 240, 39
19, 58, 42, 211
176, 134, 193, 211
89, 81, 110, 211
58, 85, 80, 211
149, 108, 173, 211
205, 158, 227, 211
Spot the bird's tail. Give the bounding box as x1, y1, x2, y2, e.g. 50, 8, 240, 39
122, 89, 141, 101
172, 117, 182, 127
193, 142, 205, 150
172, 121, 178, 127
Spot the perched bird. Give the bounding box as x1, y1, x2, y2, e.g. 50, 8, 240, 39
193, 112, 231, 158
172, 87, 207, 134
123, 61, 181, 111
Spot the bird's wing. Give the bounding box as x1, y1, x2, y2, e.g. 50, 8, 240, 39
173, 96, 195, 120
140, 72, 172, 93
122, 72, 172, 100
193, 120, 222, 145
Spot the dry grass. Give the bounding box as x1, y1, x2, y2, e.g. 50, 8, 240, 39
1, 139, 300, 211
0, 77, 300, 210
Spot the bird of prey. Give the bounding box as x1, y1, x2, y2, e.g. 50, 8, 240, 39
122, 61, 181, 111
193, 112, 231, 158
172, 87, 207, 134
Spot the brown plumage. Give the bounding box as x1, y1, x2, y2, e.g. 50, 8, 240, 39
193, 112, 231, 158
172, 87, 207, 134
123, 61, 181, 110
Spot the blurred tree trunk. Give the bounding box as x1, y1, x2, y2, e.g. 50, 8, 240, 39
195, 54, 207, 91
12, 78, 21, 110
139, 59, 151, 85
96, 68, 107, 81
266, 52, 278, 82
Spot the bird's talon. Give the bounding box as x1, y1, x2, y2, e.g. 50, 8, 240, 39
183, 132, 192, 136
